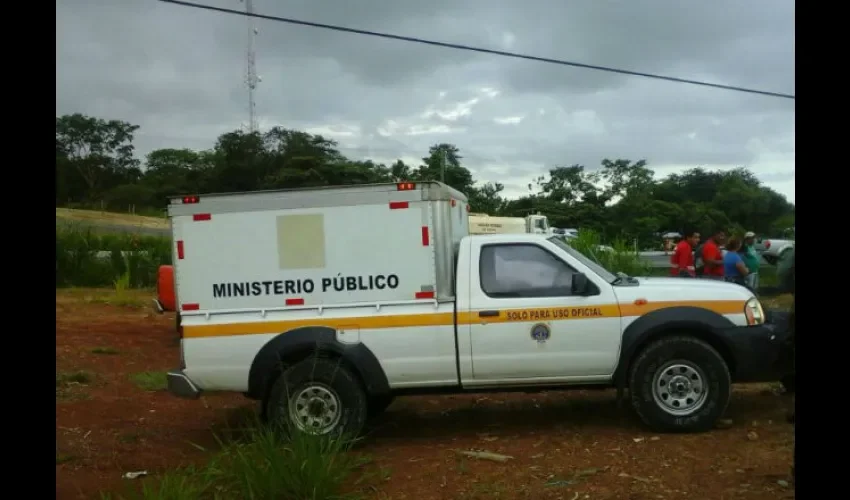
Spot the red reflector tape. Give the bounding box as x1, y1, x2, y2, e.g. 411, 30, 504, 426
285, 298, 305, 306
193, 213, 212, 221
389, 201, 409, 210
182, 303, 200, 311
176, 240, 185, 260
421, 226, 430, 246
415, 291, 435, 299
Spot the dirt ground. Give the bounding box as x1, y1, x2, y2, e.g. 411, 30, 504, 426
56, 290, 795, 500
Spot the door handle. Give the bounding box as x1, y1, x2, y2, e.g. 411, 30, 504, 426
478, 310, 500, 318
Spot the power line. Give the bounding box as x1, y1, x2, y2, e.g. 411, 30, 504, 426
158, 0, 794, 100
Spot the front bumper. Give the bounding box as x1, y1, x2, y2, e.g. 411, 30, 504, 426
719, 311, 793, 383
167, 369, 202, 399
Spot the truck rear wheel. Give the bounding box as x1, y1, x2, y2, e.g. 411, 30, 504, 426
628, 336, 731, 433
265, 358, 368, 438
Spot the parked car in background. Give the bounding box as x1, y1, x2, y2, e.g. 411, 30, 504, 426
756, 237, 795, 266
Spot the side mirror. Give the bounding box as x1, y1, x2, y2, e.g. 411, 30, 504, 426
571, 272, 589, 295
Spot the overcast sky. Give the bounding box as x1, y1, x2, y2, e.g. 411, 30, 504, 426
57, 0, 795, 202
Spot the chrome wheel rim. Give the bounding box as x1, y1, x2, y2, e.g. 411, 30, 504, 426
651, 360, 709, 416
288, 383, 342, 435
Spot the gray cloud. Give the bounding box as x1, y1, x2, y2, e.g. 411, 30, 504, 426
57, 0, 795, 202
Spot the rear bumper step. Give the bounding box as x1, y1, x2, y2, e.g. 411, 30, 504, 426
167, 370, 201, 399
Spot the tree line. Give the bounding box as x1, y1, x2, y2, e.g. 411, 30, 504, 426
56, 113, 795, 248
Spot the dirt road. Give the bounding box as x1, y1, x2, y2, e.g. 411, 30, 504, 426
56, 290, 795, 499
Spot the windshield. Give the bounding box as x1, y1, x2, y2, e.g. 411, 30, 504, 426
548, 236, 618, 283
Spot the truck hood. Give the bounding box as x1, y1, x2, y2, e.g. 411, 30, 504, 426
613, 276, 755, 304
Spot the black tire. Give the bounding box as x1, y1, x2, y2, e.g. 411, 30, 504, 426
368, 394, 396, 418
265, 357, 368, 438
629, 336, 731, 433
764, 256, 777, 266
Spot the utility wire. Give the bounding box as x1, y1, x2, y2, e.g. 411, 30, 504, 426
158, 0, 794, 100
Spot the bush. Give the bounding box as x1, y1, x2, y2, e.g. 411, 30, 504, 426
101, 415, 367, 500
206, 423, 365, 500
568, 229, 652, 276
56, 224, 171, 288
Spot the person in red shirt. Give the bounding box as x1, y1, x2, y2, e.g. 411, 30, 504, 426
700, 229, 727, 279
670, 230, 700, 277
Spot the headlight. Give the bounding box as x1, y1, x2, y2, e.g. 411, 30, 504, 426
744, 297, 765, 326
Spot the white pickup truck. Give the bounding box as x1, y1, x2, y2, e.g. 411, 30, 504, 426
163, 182, 788, 437
756, 237, 795, 266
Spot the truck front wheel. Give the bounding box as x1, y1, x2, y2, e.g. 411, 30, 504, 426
265, 358, 369, 438
628, 336, 731, 433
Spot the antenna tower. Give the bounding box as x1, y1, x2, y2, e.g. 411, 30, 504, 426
240, 0, 260, 133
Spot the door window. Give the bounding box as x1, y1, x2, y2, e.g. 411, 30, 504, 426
480, 244, 577, 298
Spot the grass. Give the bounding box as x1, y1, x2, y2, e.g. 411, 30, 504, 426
57, 287, 157, 309
57, 370, 93, 386
761, 293, 794, 311
567, 229, 651, 276
57, 207, 169, 230
101, 414, 370, 500
130, 372, 168, 392
119, 432, 143, 444
56, 223, 171, 289
57, 370, 94, 401
92, 346, 120, 355
206, 422, 367, 499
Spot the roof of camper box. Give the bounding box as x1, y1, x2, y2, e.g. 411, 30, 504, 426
166, 182, 468, 217
171, 181, 465, 202
169, 181, 467, 208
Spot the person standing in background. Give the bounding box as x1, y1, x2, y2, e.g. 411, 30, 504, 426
740, 231, 760, 292
669, 229, 700, 277
722, 236, 749, 286
700, 229, 726, 280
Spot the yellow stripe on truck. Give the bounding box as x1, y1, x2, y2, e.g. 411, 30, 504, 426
181, 300, 746, 339
618, 299, 744, 317
183, 312, 456, 338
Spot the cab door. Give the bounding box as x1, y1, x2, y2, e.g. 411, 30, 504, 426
464, 239, 622, 384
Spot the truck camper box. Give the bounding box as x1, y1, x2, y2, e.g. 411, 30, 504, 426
167, 182, 469, 312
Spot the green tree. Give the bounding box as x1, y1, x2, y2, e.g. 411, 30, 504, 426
599, 158, 654, 200
468, 182, 505, 214
389, 160, 413, 182
54, 113, 797, 248
414, 143, 475, 194
56, 113, 141, 202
